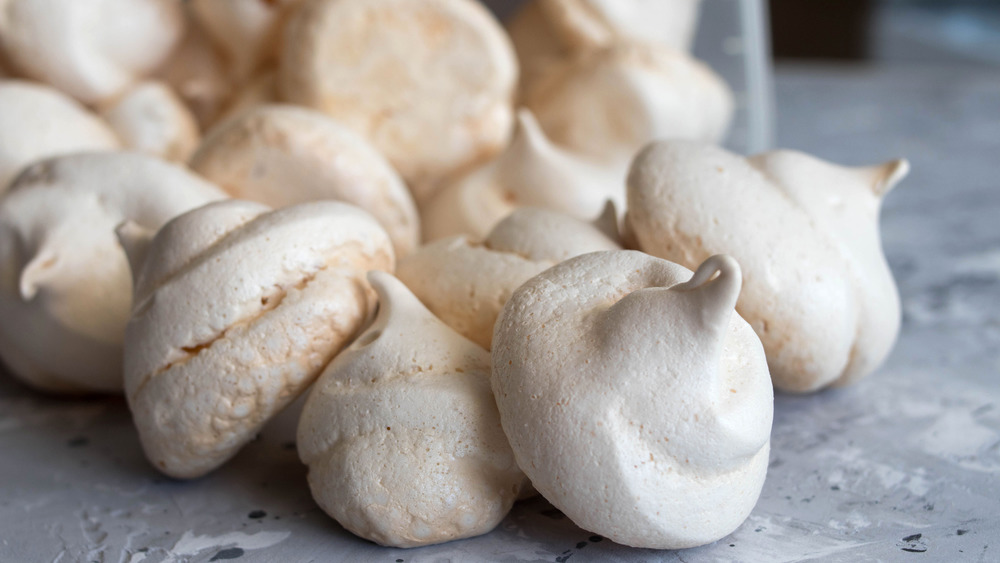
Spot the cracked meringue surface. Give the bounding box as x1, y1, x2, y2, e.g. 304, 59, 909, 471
122, 199, 394, 478
492, 251, 773, 549
298, 271, 524, 547
627, 141, 906, 392
0, 152, 227, 393
397, 205, 621, 350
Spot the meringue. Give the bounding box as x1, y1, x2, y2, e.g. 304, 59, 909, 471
190, 105, 420, 257
397, 205, 620, 350
101, 81, 200, 163
190, 0, 303, 81
0, 0, 184, 104
0, 153, 227, 393
421, 109, 622, 242
0, 80, 121, 191
521, 41, 733, 166
123, 200, 394, 478
492, 251, 773, 549
298, 271, 524, 547
279, 0, 518, 201
508, 0, 703, 90
627, 141, 907, 392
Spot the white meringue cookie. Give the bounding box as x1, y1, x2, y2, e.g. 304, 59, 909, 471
0, 153, 227, 394
190, 0, 303, 81
397, 205, 620, 350
522, 41, 733, 166
508, 0, 702, 90
0, 80, 121, 191
0, 0, 184, 104
421, 109, 622, 242
492, 251, 773, 549
190, 105, 420, 257
298, 271, 524, 547
101, 81, 201, 163
279, 0, 518, 201
123, 200, 394, 478
627, 141, 906, 392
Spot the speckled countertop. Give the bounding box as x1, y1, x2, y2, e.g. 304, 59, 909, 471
1, 63, 998, 563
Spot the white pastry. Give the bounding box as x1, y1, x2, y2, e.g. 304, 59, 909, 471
421, 109, 622, 242
298, 271, 524, 547
0, 153, 227, 394
627, 141, 907, 392
190, 0, 303, 81
123, 199, 394, 478
279, 0, 518, 202
492, 250, 773, 549
508, 0, 702, 91
0, 80, 121, 191
522, 41, 733, 166
190, 105, 420, 257
101, 81, 200, 163
0, 0, 184, 104
397, 205, 620, 349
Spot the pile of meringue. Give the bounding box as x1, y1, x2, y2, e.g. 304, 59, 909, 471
0, 0, 907, 552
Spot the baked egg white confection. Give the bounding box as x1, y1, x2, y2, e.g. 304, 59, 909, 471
627, 140, 907, 392
0, 152, 226, 393
122, 199, 394, 478
492, 251, 773, 549
298, 271, 524, 547
397, 204, 621, 350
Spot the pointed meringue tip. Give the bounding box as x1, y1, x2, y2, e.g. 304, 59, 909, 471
869, 159, 910, 197
513, 108, 549, 150
19, 251, 57, 301
672, 254, 743, 313
592, 200, 621, 242
366, 270, 426, 323
114, 220, 156, 276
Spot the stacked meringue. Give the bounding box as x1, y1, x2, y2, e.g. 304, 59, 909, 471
0, 0, 908, 556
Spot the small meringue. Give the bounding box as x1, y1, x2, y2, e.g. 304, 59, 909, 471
421, 109, 622, 242
627, 141, 906, 392
298, 271, 524, 547
279, 0, 518, 201
397, 205, 620, 349
122, 200, 394, 478
492, 251, 773, 549
190, 104, 420, 257
0, 152, 226, 393
100, 81, 201, 163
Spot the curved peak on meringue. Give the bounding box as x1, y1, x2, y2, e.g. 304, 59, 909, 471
421, 109, 623, 242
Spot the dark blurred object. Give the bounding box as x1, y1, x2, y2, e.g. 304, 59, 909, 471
770, 0, 873, 59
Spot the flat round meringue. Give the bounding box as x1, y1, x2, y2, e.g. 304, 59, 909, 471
421, 109, 622, 242
298, 271, 524, 547
100, 81, 200, 163
0, 152, 227, 394
397, 205, 620, 350
492, 250, 773, 549
522, 41, 733, 166
279, 0, 518, 201
627, 140, 906, 392
0, 0, 184, 104
123, 199, 394, 478
190, 104, 420, 257
508, 0, 703, 90
0, 80, 121, 191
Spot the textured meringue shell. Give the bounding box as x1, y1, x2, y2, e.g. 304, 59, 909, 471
421, 109, 623, 242
397, 205, 620, 349
298, 271, 523, 547
0, 153, 227, 393
522, 41, 733, 166
190, 104, 420, 257
279, 0, 518, 201
100, 81, 200, 163
123, 200, 394, 478
0, 80, 121, 191
491, 251, 773, 549
0, 0, 184, 104
626, 141, 906, 392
